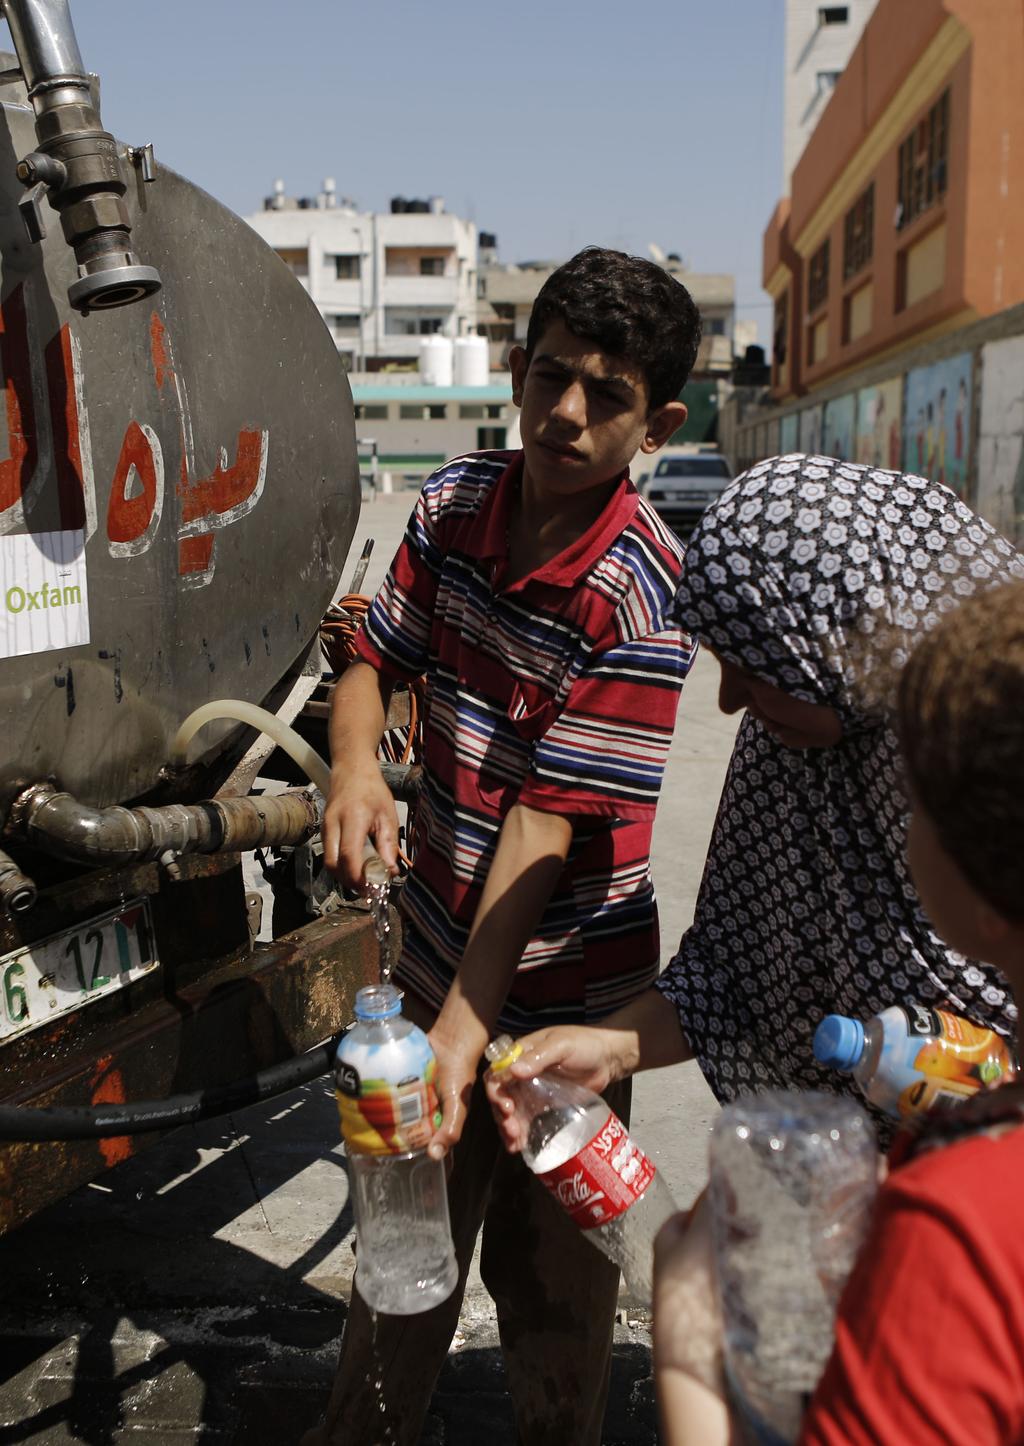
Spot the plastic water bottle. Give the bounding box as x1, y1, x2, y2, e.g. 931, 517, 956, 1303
814, 1002, 1017, 1120
709, 1091, 878, 1445
485, 1034, 676, 1303
334, 984, 458, 1314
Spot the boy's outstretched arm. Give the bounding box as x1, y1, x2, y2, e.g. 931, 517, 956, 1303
426, 802, 573, 1159
323, 660, 399, 890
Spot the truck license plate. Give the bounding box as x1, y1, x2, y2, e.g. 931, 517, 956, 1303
0, 901, 158, 1043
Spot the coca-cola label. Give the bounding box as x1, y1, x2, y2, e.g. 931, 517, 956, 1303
537, 1111, 657, 1231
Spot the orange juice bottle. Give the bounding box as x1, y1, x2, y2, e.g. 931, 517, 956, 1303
813, 1003, 1017, 1120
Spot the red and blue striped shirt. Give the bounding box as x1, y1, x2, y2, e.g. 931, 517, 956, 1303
355, 450, 694, 1032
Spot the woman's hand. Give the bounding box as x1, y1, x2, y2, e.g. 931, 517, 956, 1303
653, 1192, 735, 1445
484, 1025, 623, 1152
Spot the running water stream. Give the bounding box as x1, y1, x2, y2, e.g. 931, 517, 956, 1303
364, 873, 394, 983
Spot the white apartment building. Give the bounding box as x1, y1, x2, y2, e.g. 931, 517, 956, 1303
784, 2, 875, 185
246, 181, 479, 370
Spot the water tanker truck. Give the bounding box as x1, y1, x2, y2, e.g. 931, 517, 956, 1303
0, 0, 387, 1231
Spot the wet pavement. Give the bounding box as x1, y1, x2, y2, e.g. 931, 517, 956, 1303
0, 492, 737, 1443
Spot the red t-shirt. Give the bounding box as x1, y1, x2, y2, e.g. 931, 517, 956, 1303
801, 1124, 1024, 1445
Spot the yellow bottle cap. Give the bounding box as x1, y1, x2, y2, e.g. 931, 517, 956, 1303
485, 1034, 523, 1072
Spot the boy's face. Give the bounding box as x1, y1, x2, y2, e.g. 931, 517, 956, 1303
509, 321, 685, 497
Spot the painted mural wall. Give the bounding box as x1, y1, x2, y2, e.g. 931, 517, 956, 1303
854, 378, 903, 470
823, 394, 856, 461
798, 405, 823, 455
977, 335, 1024, 543
901, 352, 972, 494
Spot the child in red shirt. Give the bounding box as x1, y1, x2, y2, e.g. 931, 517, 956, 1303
654, 579, 1024, 1446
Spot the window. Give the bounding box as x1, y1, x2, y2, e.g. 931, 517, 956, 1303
773, 291, 789, 369
354, 404, 388, 421
843, 184, 874, 280
420, 257, 445, 276
705, 318, 726, 336
897, 89, 949, 231
818, 6, 849, 23
334, 254, 361, 280
275, 247, 307, 278
477, 426, 506, 449
330, 314, 360, 335
817, 69, 842, 93
459, 405, 485, 419
654, 457, 731, 479
808, 239, 830, 312
398, 403, 447, 420
385, 312, 446, 336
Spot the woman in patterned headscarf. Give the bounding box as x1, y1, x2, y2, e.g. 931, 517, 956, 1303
486, 454, 1024, 1136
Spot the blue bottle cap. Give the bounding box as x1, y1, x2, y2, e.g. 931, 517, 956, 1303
813, 1014, 865, 1071
353, 984, 403, 1020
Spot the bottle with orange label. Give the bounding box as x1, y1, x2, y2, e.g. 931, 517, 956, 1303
813, 1003, 1018, 1120
333, 984, 457, 1314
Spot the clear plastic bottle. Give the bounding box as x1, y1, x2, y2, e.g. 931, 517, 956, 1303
709, 1091, 878, 1444
814, 1002, 1017, 1120
334, 984, 458, 1315
485, 1035, 677, 1303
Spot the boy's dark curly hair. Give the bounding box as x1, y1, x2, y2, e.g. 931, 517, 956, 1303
898, 579, 1024, 923
525, 247, 702, 410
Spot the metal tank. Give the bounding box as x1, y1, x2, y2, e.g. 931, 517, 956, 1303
0, 1, 378, 1233
0, 45, 358, 820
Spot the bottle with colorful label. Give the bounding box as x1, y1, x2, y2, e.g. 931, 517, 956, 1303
813, 1003, 1018, 1120
334, 984, 457, 1314
484, 1034, 676, 1303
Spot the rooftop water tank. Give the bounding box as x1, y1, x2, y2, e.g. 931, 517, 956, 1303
420, 335, 454, 387
454, 335, 489, 388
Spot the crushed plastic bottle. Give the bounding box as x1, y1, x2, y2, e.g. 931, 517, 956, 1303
709, 1090, 878, 1444
485, 1035, 676, 1303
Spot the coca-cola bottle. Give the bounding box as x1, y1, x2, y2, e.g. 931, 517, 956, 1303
485, 1034, 677, 1303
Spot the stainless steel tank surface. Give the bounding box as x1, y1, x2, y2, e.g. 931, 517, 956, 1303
0, 68, 359, 815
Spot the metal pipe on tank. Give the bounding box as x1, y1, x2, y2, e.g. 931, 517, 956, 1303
2, 0, 86, 90
15, 783, 323, 867
3, 0, 162, 311
0, 847, 37, 913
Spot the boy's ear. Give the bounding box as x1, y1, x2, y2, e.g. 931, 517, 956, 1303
509, 346, 528, 406
640, 400, 687, 455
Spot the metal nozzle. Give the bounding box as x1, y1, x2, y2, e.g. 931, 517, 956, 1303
5, 0, 162, 312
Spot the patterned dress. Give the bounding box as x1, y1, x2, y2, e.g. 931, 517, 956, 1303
655, 453, 1024, 1118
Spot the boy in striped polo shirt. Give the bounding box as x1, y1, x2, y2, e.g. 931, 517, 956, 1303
314, 248, 701, 1446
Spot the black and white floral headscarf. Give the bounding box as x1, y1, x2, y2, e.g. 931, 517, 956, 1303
656, 454, 1024, 1123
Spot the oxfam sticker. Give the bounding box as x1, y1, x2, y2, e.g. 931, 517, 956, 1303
0, 530, 89, 659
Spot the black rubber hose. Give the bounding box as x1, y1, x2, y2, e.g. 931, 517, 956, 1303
0, 1037, 340, 1141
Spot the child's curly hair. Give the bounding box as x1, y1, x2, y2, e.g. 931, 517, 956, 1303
898, 579, 1024, 923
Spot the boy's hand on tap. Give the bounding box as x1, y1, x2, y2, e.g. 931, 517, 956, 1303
323, 760, 400, 890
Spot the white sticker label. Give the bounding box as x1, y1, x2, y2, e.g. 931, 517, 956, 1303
0, 529, 90, 659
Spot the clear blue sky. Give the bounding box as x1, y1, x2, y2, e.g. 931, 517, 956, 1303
33, 1, 784, 330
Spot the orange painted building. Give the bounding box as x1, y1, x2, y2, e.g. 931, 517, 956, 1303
764, 0, 1024, 400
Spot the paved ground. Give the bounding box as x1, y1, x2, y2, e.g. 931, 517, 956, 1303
0, 492, 737, 1444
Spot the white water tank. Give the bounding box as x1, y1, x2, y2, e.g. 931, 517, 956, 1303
420, 335, 454, 387
454, 335, 490, 387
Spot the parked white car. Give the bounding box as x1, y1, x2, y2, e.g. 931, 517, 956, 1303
639, 449, 733, 533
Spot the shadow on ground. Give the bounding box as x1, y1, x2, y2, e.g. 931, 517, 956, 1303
0, 1081, 659, 1444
